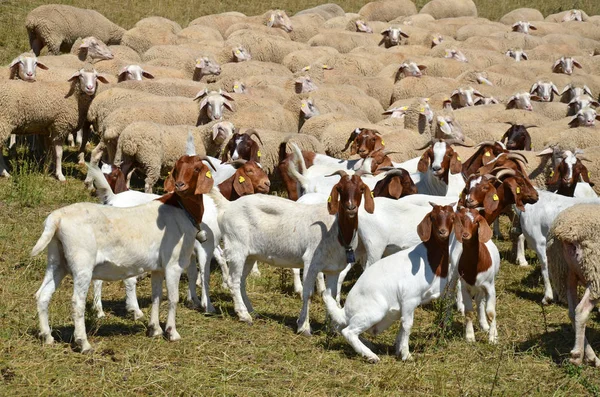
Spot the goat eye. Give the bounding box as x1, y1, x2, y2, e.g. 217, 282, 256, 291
194, 167, 200, 173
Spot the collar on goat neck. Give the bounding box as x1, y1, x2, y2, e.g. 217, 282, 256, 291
458, 233, 492, 286
158, 193, 204, 231
423, 234, 450, 278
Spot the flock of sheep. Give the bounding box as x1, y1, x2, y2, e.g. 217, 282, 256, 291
4, 0, 600, 366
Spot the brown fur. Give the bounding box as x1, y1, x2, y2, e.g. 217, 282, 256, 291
417, 204, 455, 277
454, 208, 493, 286
218, 160, 270, 201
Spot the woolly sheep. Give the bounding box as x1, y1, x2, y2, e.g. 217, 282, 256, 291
287, 13, 327, 43
224, 30, 307, 63
7, 52, 48, 82
210, 61, 293, 89
189, 13, 247, 37
545, 10, 589, 23
26, 5, 125, 55
115, 78, 206, 98
295, 4, 345, 20
499, 8, 544, 25
308, 31, 381, 54
547, 204, 600, 366
358, 0, 417, 22
419, 0, 477, 19
325, 74, 393, 108
114, 121, 235, 192
121, 17, 181, 54
282, 47, 340, 73
392, 75, 458, 103
175, 25, 224, 44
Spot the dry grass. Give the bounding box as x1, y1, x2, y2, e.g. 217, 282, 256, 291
1, 0, 600, 63
0, 147, 599, 396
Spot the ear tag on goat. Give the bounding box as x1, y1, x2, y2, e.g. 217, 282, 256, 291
346, 248, 356, 264
327, 196, 331, 203
493, 194, 499, 201
205, 170, 212, 179
238, 176, 246, 183
484, 151, 491, 157
381, 140, 385, 146
516, 186, 521, 194
257, 150, 261, 158
550, 170, 554, 177
371, 191, 374, 198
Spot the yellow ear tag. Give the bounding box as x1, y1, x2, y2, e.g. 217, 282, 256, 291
301, 103, 306, 107
589, 171, 591, 178
303, 65, 311, 71
370, 191, 374, 198
440, 121, 446, 125
516, 186, 521, 194
238, 176, 246, 183
457, 156, 462, 161
234, 85, 239, 89
550, 170, 554, 177
269, 15, 275, 22
493, 194, 499, 201
401, 106, 408, 110
235, 50, 241, 55
419, 107, 425, 112
322, 64, 329, 68
257, 150, 261, 157
484, 151, 491, 157
381, 140, 385, 146
327, 196, 331, 203
206, 170, 212, 178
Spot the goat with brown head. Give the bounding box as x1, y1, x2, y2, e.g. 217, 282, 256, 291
417, 202, 457, 278
453, 207, 494, 285
277, 145, 316, 201
327, 171, 375, 249
218, 160, 270, 201
500, 123, 534, 151
547, 149, 594, 196
417, 138, 471, 184
101, 163, 128, 194
160, 155, 216, 225
342, 128, 384, 158
372, 168, 417, 199
364, 148, 399, 175
461, 141, 507, 179
476, 152, 529, 176
221, 129, 263, 162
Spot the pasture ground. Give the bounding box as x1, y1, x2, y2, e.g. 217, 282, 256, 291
1, 0, 600, 395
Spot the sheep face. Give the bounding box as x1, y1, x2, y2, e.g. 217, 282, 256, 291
233, 46, 251, 62
211, 121, 235, 146
568, 95, 599, 115
355, 20, 373, 33
553, 57, 582, 75
380, 27, 408, 47
511, 21, 537, 34
505, 49, 528, 62
475, 97, 499, 106
267, 10, 293, 32
195, 57, 221, 76
437, 116, 464, 141
451, 87, 483, 108
383, 106, 407, 119
530, 81, 559, 102
9, 54, 48, 82
196, 91, 234, 121
78, 37, 113, 61
445, 49, 468, 63
569, 107, 599, 128
507, 92, 538, 111
397, 62, 426, 78
431, 34, 443, 47
233, 81, 246, 94
301, 99, 319, 119
68, 68, 109, 96
295, 76, 317, 94
561, 84, 593, 103
117, 65, 154, 82
562, 9, 584, 22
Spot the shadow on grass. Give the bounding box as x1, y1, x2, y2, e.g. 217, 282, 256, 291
100, 297, 152, 318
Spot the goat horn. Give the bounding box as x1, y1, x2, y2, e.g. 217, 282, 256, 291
355, 170, 372, 177
415, 138, 436, 150
325, 170, 349, 178
507, 152, 529, 163
494, 168, 516, 179
476, 140, 497, 147
523, 124, 537, 129
445, 138, 473, 147
247, 130, 263, 145
576, 154, 592, 162
199, 155, 217, 171
382, 149, 400, 156
503, 121, 516, 126
227, 159, 248, 168
384, 168, 406, 177
483, 174, 497, 180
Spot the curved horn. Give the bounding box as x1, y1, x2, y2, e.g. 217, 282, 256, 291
227, 159, 248, 169
494, 168, 516, 179
474, 206, 486, 212
483, 174, 498, 181
325, 170, 349, 178
199, 155, 217, 171
503, 121, 516, 126
445, 138, 473, 147
523, 124, 537, 129
384, 168, 406, 177
415, 138, 436, 150
247, 130, 263, 145
576, 154, 592, 162
506, 152, 529, 163
354, 170, 373, 177
381, 149, 400, 156
476, 140, 498, 147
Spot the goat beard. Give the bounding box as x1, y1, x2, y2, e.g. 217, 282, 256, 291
337, 211, 358, 248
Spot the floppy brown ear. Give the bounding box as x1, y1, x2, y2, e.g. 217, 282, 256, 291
453, 215, 463, 243
362, 184, 375, 213
388, 177, 403, 199
113, 170, 128, 194
547, 165, 560, 185
483, 189, 499, 214
142, 71, 155, 79
449, 151, 462, 174
580, 164, 593, 184
232, 168, 254, 197
417, 213, 432, 242
328, 185, 340, 215
195, 164, 215, 195
164, 169, 176, 192
417, 149, 431, 172
504, 178, 525, 210
477, 217, 493, 243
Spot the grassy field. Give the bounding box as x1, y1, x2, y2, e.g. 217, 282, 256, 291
1, 0, 600, 395
1, 0, 600, 63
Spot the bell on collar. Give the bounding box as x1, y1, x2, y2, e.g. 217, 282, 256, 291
346, 248, 356, 264
196, 229, 208, 243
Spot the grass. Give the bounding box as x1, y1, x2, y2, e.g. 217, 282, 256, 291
1, 0, 600, 394
1, 147, 600, 395
2, 0, 600, 63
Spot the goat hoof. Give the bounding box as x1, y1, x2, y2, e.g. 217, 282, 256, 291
78, 340, 93, 354
238, 314, 253, 325
466, 335, 476, 343
96, 311, 106, 319
204, 305, 216, 314
517, 260, 530, 267
297, 327, 312, 337
401, 352, 413, 362
132, 310, 144, 321
569, 357, 583, 366
541, 296, 553, 305
366, 355, 380, 364
147, 325, 163, 337
41, 333, 54, 345
166, 327, 181, 342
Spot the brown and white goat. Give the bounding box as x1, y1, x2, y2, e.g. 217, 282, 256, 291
100, 163, 128, 194
342, 127, 385, 158
221, 129, 262, 162
546, 150, 594, 197
500, 123, 534, 151
461, 141, 507, 179
372, 168, 417, 199
416, 138, 471, 196
218, 160, 270, 200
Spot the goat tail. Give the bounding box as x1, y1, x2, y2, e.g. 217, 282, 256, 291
290, 143, 307, 174
207, 187, 230, 213
31, 214, 59, 257
322, 292, 348, 330
85, 162, 116, 205
287, 144, 310, 191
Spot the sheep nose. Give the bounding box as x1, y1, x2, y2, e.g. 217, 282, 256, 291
26, 71, 33, 76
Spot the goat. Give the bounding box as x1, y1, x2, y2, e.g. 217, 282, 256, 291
207, 170, 374, 335
342, 127, 385, 158
415, 138, 471, 196
461, 141, 507, 179
379, 26, 409, 48
451, 207, 500, 343
530, 81, 559, 102
100, 163, 128, 194
221, 129, 262, 162
546, 149, 595, 197
323, 203, 456, 362
553, 57, 583, 75
218, 159, 270, 200
500, 123, 533, 151
372, 168, 417, 199
32, 155, 215, 352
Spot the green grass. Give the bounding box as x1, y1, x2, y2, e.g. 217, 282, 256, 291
2, 0, 600, 63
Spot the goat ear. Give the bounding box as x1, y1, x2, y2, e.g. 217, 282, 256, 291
195, 165, 215, 195
477, 217, 493, 243
417, 213, 432, 242
483, 189, 499, 214
362, 184, 375, 214
524, 132, 532, 151
417, 149, 431, 172
504, 178, 525, 210
232, 168, 254, 197
164, 169, 176, 192
580, 164, 592, 183
114, 171, 128, 194
453, 215, 463, 243
500, 130, 509, 143
388, 176, 403, 199
327, 185, 340, 215
449, 151, 462, 174
547, 165, 560, 185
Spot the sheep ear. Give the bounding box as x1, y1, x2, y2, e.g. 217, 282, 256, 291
212, 124, 228, 143
552, 59, 561, 71
417, 148, 431, 172
483, 189, 499, 214
35, 61, 48, 70
196, 58, 206, 68
418, 64, 427, 71
327, 185, 340, 215
568, 115, 579, 127
8, 57, 20, 68
477, 217, 493, 243
195, 164, 215, 195
573, 60, 582, 69
380, 28, 390, 35
97, 75, 109, 84
362, 184, 375, 214
450, 89, 459, 98
583, 85, 592, 96
417, 212, 432, 242
521, 52, 528, 60
193, 88, 208, 101
551, 83, 559, 95
223, 100, 234, 112
232, 168, 253, 197
79, 38, 90, 48
198, 97, 209, 110
400, 31, 409, 38
530, 82, 539, 94
560, 85, 570, 95
142, 70, 155, 79
473, 89, 484, 97
529, 24, 537, 30
117, 67, 128, 81
67, 70, 81, 82
530, 94, 542, 101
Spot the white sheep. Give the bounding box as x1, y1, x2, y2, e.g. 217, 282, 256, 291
530, 81, 559, 102
552, 56, 583, 75
7, 53, 48, 81
569, 107, 600, 128
511, 21, 537, 34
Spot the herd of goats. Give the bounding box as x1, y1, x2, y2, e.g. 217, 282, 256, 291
3, 3, 600, 367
